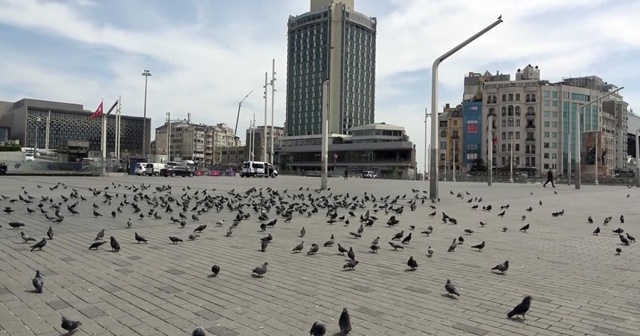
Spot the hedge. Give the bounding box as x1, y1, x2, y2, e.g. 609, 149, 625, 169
0, 146, 22, 152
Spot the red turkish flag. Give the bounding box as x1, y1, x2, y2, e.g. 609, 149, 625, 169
88, 101, 104, 121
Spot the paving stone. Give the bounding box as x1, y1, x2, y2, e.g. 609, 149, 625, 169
46, 300, 69, 310
206, 325, 239, 336
452, 323, 489, 336
79, 306, 107, 318
2, 177, 640, 335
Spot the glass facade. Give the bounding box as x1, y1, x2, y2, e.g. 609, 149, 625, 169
286, 7, 376, 136
26, 108, 145, 154
462, 101, 483, 165
561, 102, 598, 170
0, 127, 8, 143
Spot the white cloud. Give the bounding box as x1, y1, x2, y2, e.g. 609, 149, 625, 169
0, 0, 638, 172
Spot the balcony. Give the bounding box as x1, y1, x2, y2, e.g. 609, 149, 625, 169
526, 112, 535, 118
525, 150, 536, 154
525, 137, 535, 142
525, 124, 536, 129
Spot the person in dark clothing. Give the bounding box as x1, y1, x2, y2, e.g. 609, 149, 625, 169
344, 169, 349, 180
543, 169, 555, 188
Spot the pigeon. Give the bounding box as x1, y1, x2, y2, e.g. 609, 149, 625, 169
32, 270, 43, 293
587, 216, 593, 224
309, 321, 326, 336
471, 241, 485, 251
620, 215, 625, 223
407, 256, 418, 270
135, 232, 148, 243
502, 227, 508, 232
447, 239, 457, 252
89, 241, 106, 250
457, 236, 464, 245
388, 242, 404, 250
46, 226, 54, 240
616, 247, 622, 255
126, 218, 132, 228
211, 265, 220, 277
9, 222, 25, 229
338, 308, 352, 334
61, 316, 82, 333
252, 262, 268, 277
21, 231, 37, 243
627, 233, 636, 243
95, 229, 105, 240
401, 232, 412, 244
619, 234, 630, 246
427, 246, 434, 257
593, 227, 600, 236
193, 224, 207, 233
492, 260, 509, 274
464, 229, 473, 235
370, 244, 380, 253
391, 230, 404, 240
303, 241, 318, 254
169, 236, 183, 244
300, 227, 306, 237
292, 241, 304, 252
445, 279, 460, 296
347, 247, 355, 260
507, 296, 532, 320
110, 236, 120, 252
613, 228, 624, 234
337, 244, 348, 255
519, 224, 529, 232
343, 260, 359, 269
192, 326, 207, 336
30, 238, 47, 251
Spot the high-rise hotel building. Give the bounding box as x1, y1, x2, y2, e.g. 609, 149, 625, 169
286, 0, 376, 136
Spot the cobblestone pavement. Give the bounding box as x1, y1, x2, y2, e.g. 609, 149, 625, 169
1, 175, 639, 336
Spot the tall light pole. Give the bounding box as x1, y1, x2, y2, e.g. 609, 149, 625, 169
635, 128, 640, 187
269, 59, 277, 164
321, 80, 330, 190
452, 138, 457, 182
429, 16, 503, 201
165, 112, 171, 161
141, 69, 151, 159
509, 135, 514, 183
575, 87, 623, 189
234, 90, 253, 137
487, 110, 495, 186
262, 72, 268, 162
594, 130, 600, 185
424, 108, 430, 180
34, 117, 41, 154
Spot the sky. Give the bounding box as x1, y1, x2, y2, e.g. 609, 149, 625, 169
1, 0, 639, 171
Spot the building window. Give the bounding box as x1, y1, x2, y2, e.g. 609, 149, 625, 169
508, 105, 514, 116
516, 119, 520, 127
502, 144, 506, 151
508, 119, 514, 127
502, 94, 507, 102
552, 91, 558, 98
544, 121, 550, 127
508, 93, 514, 101
515, 144, 520, 151
501, 107, 507, 117
502, 119, 506, 127
515, 106, 521, 116
544, 90, 550, 98
515, 93, 521, 101
501, 132, 506, 140
544, 142, 550, 148
515, 131, 520, 139
544, 100, 550, 106
544, 153, 549, 159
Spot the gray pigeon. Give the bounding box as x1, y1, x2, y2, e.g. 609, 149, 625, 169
492, 260, 509, 274
445, 279, 460, 296
32, 270, 43, 293
338, 308, 352, 334
30, 238, 47, 251
46, 226, 54, 240
309, 321, 326, 336
110, 236, 120, 252
95, 229, 105, 240
192, 326, 206, 336
252, 262, 268, 277
61, 316, 81, 332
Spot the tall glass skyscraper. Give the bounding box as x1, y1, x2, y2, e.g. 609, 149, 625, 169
286, 0, 376, 136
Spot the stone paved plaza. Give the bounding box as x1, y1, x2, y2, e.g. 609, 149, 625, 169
1, 175, 639, 336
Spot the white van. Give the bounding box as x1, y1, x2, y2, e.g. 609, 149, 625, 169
135, 163, 147, 176
363, 171, 377, 179
240, 161, 277, 178
145, 163, 166, 176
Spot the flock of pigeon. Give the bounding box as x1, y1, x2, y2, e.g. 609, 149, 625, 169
1, 181, 635, 335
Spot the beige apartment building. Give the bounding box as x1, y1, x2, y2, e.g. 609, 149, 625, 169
154, 122, 240, 165
477, 65, 627, 177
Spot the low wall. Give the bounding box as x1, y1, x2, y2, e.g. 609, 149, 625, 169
0, 159, 103, 176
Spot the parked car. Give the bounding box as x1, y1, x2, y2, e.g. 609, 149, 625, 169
160, 166, 195, 177
145, 163, 166, 176
363, 171, 377, 178
134, 163, 146, 176
240, 161, 277, 178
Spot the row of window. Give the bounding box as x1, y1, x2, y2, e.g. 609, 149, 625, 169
486, 93, 537, 104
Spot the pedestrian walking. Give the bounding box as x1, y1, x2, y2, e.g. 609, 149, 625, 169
344, 168, 349, 180
543, 169, 555, 188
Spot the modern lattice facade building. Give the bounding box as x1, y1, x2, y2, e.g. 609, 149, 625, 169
0, 98, 150, 157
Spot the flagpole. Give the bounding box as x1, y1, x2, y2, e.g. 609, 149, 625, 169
101, 99, 107, 177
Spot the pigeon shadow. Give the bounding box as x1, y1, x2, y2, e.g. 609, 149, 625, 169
24, 289, 40, 294
341, 268, 356, 271
250, 274, 264, 278
492, 272, 506, 276
332, 332, 347, 336
404, 268, 417, 272
207, 274, 218, 278
62, 330, 78, 336
441, 293, 458, 300
508, 317, 525, 323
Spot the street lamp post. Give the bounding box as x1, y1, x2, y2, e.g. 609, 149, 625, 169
509, 135, 514, 183
575, 87, 623, 189
487, 111, 495, 186
452, 139, 457, 182
429, 16, 503, 201
142, 70, 151, 159
35, 117, 41, 154
424, 108, 430, 181
595, 131, 600, 185
635, 128, 640, 187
